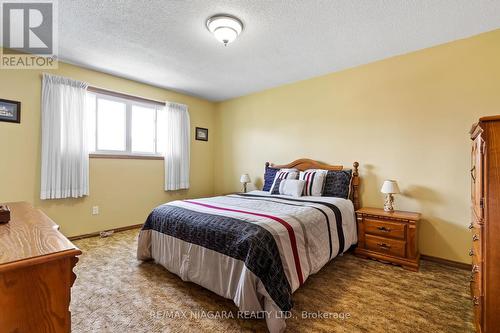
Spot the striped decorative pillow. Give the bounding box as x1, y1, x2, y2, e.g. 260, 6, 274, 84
269, 169, 299, 193
299, 170, 327, 196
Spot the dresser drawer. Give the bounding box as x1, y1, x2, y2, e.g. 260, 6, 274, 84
365, 234, 406, 258
469, 224, 482, 261
470, 261, 482, 293
364, 218, 405, 240
470, 135, 484, 220
470, 290, 483, 332
470, 223, 483, 296
471, 206, 484, 225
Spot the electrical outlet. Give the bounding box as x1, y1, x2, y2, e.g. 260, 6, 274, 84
92, 206, 99, 215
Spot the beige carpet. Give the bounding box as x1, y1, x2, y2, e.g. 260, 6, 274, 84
71, 229, 474, 333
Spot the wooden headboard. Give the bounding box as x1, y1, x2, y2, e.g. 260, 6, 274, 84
265, 158, 361, 210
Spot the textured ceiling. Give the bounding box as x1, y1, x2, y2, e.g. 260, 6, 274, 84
58, 0, 500, 101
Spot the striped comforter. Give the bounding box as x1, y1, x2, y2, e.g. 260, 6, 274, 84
137, 191, 357, 332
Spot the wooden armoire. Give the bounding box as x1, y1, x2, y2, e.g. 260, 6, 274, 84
470, 116, 500, 333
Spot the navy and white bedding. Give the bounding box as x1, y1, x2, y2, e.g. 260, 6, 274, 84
137, 191, 357, 333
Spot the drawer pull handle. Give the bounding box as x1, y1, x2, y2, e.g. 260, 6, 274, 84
470, 166, 476, 182
469, 249, 474, 256
377, 243, 391, 249
468, 223, 474, 230
472, 234, 479, 241
377, 226, 391, 232
472, 296, 480, 306
470, 267, 480, 282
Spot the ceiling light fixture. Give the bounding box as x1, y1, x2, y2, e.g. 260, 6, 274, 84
206, 14, 243, 46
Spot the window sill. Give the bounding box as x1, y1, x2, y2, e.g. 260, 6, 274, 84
89, 153, 164, 160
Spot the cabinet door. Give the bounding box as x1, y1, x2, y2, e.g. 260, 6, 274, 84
471, 135, 484, 220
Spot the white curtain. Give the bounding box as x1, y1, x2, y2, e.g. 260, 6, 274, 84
163, 102, 190, 191
41, 73, 89, 199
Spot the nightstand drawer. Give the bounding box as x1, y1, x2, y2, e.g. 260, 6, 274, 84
365, 234, 406, 258
364, 218, 405, 240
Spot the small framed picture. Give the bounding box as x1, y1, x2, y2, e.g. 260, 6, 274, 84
195, 127, 208, 141
0, 99, 21, 124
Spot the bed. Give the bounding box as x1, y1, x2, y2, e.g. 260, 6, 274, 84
137, 159, 360, 332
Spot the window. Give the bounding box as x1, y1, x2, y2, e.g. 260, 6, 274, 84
88, 91, 166, 156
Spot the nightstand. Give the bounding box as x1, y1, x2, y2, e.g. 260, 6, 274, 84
354, 207, 421, 271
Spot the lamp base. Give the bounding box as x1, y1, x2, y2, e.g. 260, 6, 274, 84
384, 194, 394, 212
242, 183, 247, 193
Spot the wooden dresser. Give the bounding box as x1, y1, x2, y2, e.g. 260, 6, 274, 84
470, 117, 500, 333
355, 207, 421, 271
0, 202, 81, 333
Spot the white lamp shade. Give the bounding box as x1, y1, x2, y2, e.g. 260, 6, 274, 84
240, 173, 251, 183
380, 180, 400, 194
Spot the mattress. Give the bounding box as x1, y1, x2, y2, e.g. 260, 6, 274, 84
137, 191, 357, 332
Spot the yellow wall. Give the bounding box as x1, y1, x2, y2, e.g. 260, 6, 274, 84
0, 62, 216, 237
2, 29, 499, 262
214, 29, 500, 264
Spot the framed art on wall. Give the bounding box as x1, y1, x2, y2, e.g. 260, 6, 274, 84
195, 127, 208, 141
0, 99, 21, 123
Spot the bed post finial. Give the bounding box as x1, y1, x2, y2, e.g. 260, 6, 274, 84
352, 162, 360, 211
264, 162, 270, 185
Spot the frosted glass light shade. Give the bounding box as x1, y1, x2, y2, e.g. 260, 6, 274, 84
381, 180, 400, 194
213, 27, 238, 45
240, 173, 251, 183
206, 15, 243, 46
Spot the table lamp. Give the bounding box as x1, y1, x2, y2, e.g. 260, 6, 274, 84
240, 174, 251, 193
381, 180, 400, 212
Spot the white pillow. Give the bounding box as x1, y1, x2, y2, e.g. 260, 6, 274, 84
269, 168, 299, 193
279, 179, 306, 197
299, 169, 327, 196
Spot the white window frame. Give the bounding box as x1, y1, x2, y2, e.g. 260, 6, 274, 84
90, 92, 163, 157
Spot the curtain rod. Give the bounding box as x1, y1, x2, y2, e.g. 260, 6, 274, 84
87, 86, 166, 107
